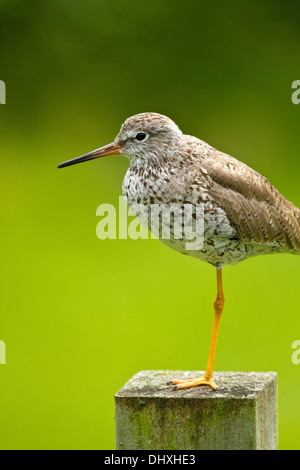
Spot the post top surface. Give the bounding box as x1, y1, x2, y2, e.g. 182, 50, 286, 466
115, 370, 277, 400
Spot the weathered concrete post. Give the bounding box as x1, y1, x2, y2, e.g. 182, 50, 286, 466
115, 370, 278, 450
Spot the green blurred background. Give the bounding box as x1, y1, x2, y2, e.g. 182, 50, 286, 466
0, 0, 299, 450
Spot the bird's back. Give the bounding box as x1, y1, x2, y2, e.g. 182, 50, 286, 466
187, 135, 300, 254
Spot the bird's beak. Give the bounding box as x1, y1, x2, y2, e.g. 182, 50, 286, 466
57, 142, 122, 169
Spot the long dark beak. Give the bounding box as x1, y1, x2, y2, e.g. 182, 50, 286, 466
57, 142, 122, 169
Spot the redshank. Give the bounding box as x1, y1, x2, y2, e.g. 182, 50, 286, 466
58, 113, 300, 390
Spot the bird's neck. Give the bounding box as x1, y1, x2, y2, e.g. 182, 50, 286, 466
127, 148, 183, 172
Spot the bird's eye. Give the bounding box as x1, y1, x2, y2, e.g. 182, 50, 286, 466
135, 132, 147, 141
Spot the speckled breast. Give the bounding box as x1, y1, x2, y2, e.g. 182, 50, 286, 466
122, 164, 255, 266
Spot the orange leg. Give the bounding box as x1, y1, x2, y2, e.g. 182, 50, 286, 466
170, 267, 225, 390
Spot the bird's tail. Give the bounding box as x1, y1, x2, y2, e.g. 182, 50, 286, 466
283, 200, 300, 253
294, 204, 300, 253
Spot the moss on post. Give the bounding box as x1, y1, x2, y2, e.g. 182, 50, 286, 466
115, 370, 278, 450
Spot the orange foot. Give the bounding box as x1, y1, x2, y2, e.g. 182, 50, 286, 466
168, 376, 218, 391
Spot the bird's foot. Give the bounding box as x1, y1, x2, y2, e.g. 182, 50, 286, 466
168, 376, 218, 391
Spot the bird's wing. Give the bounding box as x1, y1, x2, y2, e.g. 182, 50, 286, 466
202, 150, 300, 251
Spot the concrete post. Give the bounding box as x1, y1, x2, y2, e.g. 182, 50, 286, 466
115, 370, 278, 450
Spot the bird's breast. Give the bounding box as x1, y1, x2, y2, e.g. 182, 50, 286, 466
122, 165, 236, 244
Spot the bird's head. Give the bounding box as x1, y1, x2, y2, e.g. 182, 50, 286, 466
57, 113, 182, 169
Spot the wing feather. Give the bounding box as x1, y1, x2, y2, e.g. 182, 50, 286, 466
202, 150, 300, 251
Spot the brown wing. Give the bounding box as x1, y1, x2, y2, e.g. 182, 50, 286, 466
202, 150, 300, 252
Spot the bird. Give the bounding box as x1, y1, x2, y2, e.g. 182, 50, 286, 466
58, 112, 300, 390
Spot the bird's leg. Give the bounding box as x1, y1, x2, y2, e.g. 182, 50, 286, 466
170, 267, 225, 391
